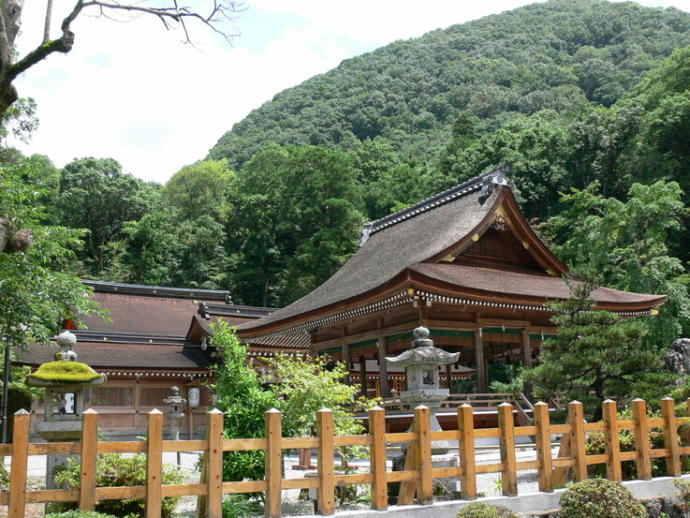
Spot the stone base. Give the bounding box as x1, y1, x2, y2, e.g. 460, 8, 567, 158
400, 410, 453, 455
390, 453, 459, 502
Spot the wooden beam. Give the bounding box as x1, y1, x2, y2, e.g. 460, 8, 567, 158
478, 318, 530, 328
314, 319, 482, 351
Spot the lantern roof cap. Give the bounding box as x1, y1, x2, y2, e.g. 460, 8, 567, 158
26, 360, 106, 387
386, 326, 460, 368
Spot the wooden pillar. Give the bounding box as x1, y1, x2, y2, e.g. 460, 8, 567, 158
474, 329, 487, 392
359, 356, 367, 398
521, 329, 532, 368
377, 335, 390, 398
265, 409, 282, 518
445, 364, 452, 390
342, 343, 351, 385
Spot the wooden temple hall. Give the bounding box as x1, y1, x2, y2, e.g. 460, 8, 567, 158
237, 168, 666, 401
15, 280, 309, 439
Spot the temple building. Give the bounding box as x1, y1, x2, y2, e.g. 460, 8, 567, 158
237, 168, 666, 400
16, 280, 308, 438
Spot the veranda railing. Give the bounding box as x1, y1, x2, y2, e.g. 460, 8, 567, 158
2, 397, 689, 518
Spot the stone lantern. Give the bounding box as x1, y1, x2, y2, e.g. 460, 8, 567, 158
387, 326, 459, 454
26, 330, 106, 491
163, 386, 187, 467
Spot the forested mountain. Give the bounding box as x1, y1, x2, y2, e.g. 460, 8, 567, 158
208, 0, 690, 170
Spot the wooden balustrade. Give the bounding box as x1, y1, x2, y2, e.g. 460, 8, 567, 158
3, 397, 690, 517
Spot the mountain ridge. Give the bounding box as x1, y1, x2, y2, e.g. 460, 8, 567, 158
207, 0, 690, 170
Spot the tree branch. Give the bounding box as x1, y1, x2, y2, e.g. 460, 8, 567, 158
8, 0, 242, 83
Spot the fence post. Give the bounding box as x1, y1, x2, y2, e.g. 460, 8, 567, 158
317, 408, 335, 515
397, 416, 420, 506
661, 397, 681, 477
632, 398, 652, 480
457, 404, 476, 500
265, 409, 282, 518
8, 409, 30, 518
498, 402, 517, 496
602, 400, 622, 482
415, 405, 432, 505
368, 406, 388, 511
569, 401, 587, 482
79, 409, 98, 511
207, 409, 224, 518
146, 409, 163, 518
534, 402, 553, 492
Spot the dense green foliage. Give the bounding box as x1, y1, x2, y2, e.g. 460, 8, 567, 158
210, 322, 278, 483
585, 407, 690, 479
0, 155, 102, 353
211, 324, 375, 485
542, 180, 690, 349
523, 281, 672, 418
455, 502, 520, 518
559, 479, 646, 518
54, 453, 184, 518
208, 0, 690, 170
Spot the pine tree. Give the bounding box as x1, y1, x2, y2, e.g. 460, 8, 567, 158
524, 279, 671, 419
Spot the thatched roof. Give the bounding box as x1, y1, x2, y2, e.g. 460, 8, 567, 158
239, 170, 507, 333
239, 168, 666, 337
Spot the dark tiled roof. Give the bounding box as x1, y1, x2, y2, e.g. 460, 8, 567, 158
81, 292, 215, 337
246, 331, 312, 350
410, 263, 667, 306
198, 302, 277, 320
15, 341, 210, 370
239, 172, 504, 332
362, 167, 510, 241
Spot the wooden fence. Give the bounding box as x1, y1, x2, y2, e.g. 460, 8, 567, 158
2, 397, 690, 518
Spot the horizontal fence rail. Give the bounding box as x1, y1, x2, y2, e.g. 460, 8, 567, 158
3, 397, 690, 517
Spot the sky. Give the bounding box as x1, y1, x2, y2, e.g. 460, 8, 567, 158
12, 0, 690, 183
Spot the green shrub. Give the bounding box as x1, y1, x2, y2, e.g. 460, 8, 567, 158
585, 408, 690, 479
222, 494, 263, 518
559, 479, 646, 518
53, 453, 184, 518
673, 478, 690, 514
455, 502, 520, 518
45, 512, 117, 518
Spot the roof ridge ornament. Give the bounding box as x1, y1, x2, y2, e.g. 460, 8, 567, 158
358, 165, 512, 246
479, 164, 513, 204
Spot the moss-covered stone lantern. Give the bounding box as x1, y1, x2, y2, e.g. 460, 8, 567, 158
26, 330, 106, 491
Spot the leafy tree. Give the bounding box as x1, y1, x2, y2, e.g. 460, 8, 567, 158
524, 281, 670, 420
161, 160, 234, 222
543, 180, 690, 349
0, 156, 103, 445
231, 144, 364, 306
267, 355, 370, 439
621, 47, 690, 208
209, 323, 277, 483
57, 157, 157, 274
0, 1, 242, 121
0, 158, 102, 354
101, 207, 179, 286
444, 110, 572, 219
